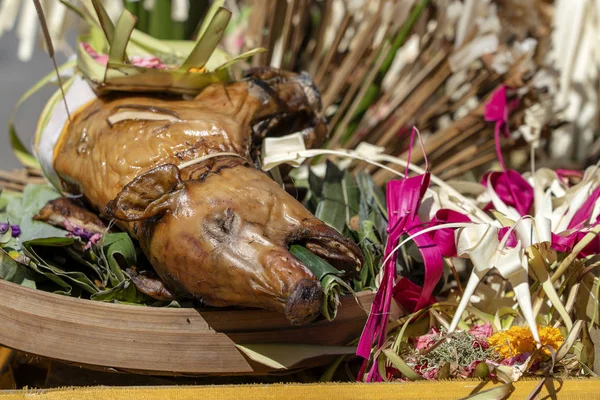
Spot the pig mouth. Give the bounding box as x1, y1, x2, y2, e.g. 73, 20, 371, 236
287, 222, 364, 275
282, 222, 363, 325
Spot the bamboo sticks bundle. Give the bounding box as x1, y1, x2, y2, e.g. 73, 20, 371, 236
1, 1, 567, 188
235, 0, 558, 182
0, 168, 45, 193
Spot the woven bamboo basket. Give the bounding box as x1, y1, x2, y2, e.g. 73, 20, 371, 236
0, 169, 376, 376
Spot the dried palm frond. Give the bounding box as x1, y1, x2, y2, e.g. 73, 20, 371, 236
0, 168, 45, 193
233, 0, 559, 182
548, 0, 600, 167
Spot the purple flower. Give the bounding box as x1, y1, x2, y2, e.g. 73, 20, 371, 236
0, 222, 21, 238
63, 220, 103, 249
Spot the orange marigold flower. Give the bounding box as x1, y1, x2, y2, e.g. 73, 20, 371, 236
189, 67, 207, 73
488, 325, 563, 359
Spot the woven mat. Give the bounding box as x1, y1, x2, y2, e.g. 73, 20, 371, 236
1, 380, 600, 400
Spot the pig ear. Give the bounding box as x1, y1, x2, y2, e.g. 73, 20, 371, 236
105, 164, 183, 221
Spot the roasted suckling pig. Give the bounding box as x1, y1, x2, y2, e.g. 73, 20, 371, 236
37, 68, 363, 325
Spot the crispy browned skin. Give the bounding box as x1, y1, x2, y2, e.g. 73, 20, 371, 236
34, 197, 106, 234
51, 69, 362, 324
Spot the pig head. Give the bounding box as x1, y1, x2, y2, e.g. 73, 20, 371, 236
105, 157, 363, 325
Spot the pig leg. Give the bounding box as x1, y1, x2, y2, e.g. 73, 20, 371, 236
128, 267, 177, 301
34, 197, 107, 237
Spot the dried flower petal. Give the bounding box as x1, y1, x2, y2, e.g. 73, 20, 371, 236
468, 323, 494, 340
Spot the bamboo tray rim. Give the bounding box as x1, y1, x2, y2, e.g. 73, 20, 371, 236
0, 279, 374, 375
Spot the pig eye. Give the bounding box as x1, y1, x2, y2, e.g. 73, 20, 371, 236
204, 208, 239, 240
218, 208, 236, 234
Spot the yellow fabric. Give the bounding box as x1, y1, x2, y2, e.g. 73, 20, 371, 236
1, 380, 600, 400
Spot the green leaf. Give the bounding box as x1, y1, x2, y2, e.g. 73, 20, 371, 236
59, 0, 87, 20
0, 249, 36, 288
342, 171, 360, 228
382, 349, 423, 381
123, 0, 139, 15
98, 232, 136, 285
91, 278, 149, 303
180, 7, 231, 71
148, 0, 173, 39
0, 229, 12, 246
108, 9, 137, 64
5, 184, 67, 244
20, 184, 62, 215
315, 162, 347, 233
9, 123, 39, 169
290, 245, 343, 279
290, 245, 351, 320
353, 172, 385, 289
235, 344, 356, 370
556, 320, 585, 362
319, 354, 347, 382
91, 0, 115, 43
20, 246, 73, 295
308, 168, 325, 198
459, 383, 515, 400
194, 0, 225, 41
19, 219, 70, 245
22, 244, 98, 294
356, 171, 387, 219
65, 246, 104, 282
216, 48, 266, 70
528, 245, 573, 331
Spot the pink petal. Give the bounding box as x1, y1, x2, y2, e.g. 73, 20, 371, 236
468, 322, 493, 339
421, 368, 438, 380
81, 42, 100, 58
464, 360, 481, 376
404, 222, 444, 311
412, 327, 439, 350
500, 352, 531, 366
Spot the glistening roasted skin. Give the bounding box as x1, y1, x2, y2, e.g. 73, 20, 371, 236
50, 69, 363, 325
